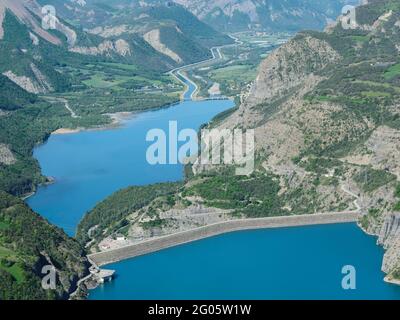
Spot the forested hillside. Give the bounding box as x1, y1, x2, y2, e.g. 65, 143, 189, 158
0, 192, 88, 299
0, 75, 37, 111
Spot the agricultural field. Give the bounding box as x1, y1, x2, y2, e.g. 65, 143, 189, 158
384, 63, 400, 80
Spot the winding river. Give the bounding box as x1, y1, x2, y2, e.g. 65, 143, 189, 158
26, 56, 400, 300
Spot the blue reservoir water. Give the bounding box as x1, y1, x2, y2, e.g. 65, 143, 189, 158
26, 75, 400, 299
88, 224, 400, 300
27, 99, 233, 235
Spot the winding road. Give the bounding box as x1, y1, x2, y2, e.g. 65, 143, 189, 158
64, 100, 78, 118
43, 96, 78, 118
341, 182, 362, 212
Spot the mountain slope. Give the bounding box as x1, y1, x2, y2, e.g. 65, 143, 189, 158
85, 4, 214, 68
0, 75, 37, 111
0, 0, 107, 94
0, 0, 228, 94
0, 6, 70, 94
40, 0, 233, 69
0, 192, 89, 300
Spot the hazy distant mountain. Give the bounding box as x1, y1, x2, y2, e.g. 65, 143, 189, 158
173, 0, 360, 31
52, 0, 359, 32
0, 0, 83, 95
80, 2, 233, 65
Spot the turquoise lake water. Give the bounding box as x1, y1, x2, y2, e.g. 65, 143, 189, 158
88, 224, 400, 300
26, 75, 400, 300
27, 97, 232, 235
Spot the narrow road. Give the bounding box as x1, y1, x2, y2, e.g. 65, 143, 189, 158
341, 182, 362, 212
64, 100, 78, 118
69, 272, 92, 300
69, 257, 99, 300
43, 96, 79, 118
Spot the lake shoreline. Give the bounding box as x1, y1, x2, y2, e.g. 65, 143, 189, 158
51, 111, 139, 135
20, 100, 180, 201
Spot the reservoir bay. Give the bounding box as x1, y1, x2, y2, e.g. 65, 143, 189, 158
27, 98, 233, 235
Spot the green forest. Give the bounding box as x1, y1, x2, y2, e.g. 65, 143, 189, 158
0, 192, 88, 300
77, 182, 182, 245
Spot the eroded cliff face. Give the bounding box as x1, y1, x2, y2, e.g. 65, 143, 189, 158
352, 175, 400, 280
0, 192, 90, 300
380, 213, 400, 276
344, 124, 400, 280
246, 35, 341, 106
69, 39, 132, 57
